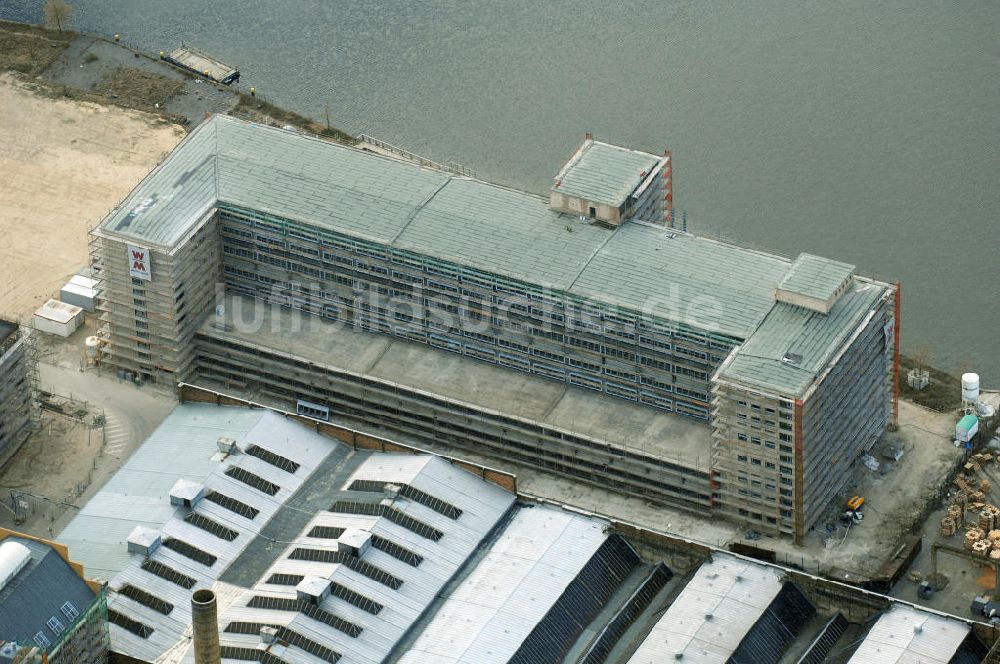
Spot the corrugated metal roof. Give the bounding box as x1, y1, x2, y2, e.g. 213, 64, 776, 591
626, 552, 784, 664
552, 140, 662, 207
59, 404, 266, 579
847, 605, 970, 664
97, 115, 794, 340
210, 454, 516, 664
717, 280, 889, 396
777, 253, 855, 302
397, 506, 610, 664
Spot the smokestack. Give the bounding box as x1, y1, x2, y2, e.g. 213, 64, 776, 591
191, 589, 221, 664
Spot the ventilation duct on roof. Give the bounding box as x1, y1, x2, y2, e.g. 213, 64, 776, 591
338, 528, 372, 558
259, 626, 278, 644
296, 576, 332, 605
127, 526, 161, 556
217, 437, 239, 454
169, 479, 205, 508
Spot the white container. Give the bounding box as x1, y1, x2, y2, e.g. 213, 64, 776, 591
85, 336, 102, 357
33, 299, 83, 337
962, 373, 980, 402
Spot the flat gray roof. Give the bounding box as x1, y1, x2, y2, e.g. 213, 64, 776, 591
551, 140, 662, 207
718, 280, 889, 396
98, 115, 792, 340
207, 295, 714, 472
777, 252, 855, 302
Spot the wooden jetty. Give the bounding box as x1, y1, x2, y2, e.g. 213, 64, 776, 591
161, 45, 239, 84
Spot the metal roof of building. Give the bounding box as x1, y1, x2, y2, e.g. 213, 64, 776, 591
105, 410, 342, 663
33, 299, 83, 324
551, 140, 663, 207
59, 404, 266, 580
96, 115, 794, 340
717, 279, 890, 396
207, 454, 516, 664
397, 506, 611, 664
847, 605, 971, 664
626, 552, 784, 664
777, 253, 856, 302
0, 536, 96, 650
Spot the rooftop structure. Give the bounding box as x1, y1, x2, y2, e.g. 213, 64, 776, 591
91, 115, 899, 542
0, 533, 109, 664
775, 252, 856, 314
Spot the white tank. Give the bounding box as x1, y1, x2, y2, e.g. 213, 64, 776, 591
85, 335, 101, 357
0, 541, 31, 592
962, 373, 980, 402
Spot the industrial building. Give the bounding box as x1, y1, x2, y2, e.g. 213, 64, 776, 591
90, 115, 899, 541
0, 320, 32, 459
59, 403, 991, 664
0, 531, 110, 664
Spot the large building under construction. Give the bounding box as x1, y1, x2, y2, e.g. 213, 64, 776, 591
90, 115, 900, 541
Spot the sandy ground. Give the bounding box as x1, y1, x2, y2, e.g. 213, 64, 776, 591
0, 73, 183, 318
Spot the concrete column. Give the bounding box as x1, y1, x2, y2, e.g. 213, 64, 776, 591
191, 588, 221, 664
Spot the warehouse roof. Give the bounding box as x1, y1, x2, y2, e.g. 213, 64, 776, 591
106, 409, 342, 663
59, 404, 266, 579
397, 506, 614, 664
551, 139, 663, 207
717, 279, 890, 396
97, 115, 793, 339
210, 455, 516, 664
626, 552, 784, 664
847, 605, 971, 664
0, 536, 96, 652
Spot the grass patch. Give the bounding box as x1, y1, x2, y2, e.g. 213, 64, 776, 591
0, 20, 73, 76
92, 66, 185, 113
900, 354, 961, 412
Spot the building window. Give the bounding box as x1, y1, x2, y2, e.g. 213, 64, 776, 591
737, 455, 748, 463
765, 441, 776, 449
46, 616, 65, 635
780, 444, 792, 453
61, 601, 79, 621
750, 436, 761, 445
765, 462, 776, 469
33, 632, 51, 649
737, 433, 748, 442
751, 458, 761, 466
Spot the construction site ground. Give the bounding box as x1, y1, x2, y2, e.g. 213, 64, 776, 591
0, 72, 184, 319
0, 322, 174, 542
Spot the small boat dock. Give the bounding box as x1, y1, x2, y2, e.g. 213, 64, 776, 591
161, 45, 239, 84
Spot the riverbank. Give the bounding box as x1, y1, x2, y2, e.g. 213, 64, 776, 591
0, 19, 353, 140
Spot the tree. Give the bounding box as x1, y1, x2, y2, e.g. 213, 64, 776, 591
43, 0, 73, 33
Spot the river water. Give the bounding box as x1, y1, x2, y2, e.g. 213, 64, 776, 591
4, 0, 998, 381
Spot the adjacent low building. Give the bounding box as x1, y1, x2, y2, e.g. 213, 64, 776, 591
90, 115, 899, 541
0, 531, 109, 664
58, 403, 989, 664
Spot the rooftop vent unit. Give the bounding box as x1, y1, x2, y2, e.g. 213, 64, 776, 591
781, 352, 803, 365
296, 575, 332, 605
384, 483, 402, 500
217, 437, 239, 454
259, 625, 278, 644
169, 479, 205, 508
338, 528, 373, 558
127, 525, 161, 556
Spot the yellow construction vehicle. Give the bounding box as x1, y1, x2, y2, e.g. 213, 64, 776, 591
842, 495, 865, 525
847, 495, 865, 511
